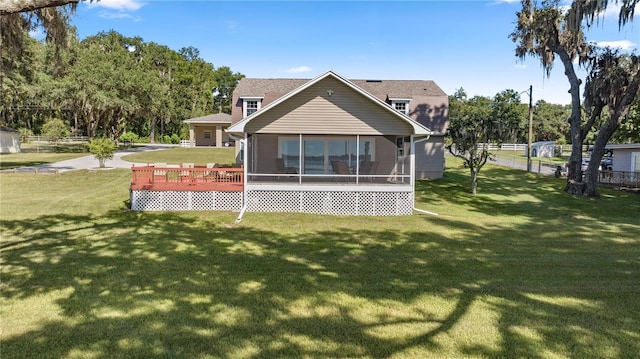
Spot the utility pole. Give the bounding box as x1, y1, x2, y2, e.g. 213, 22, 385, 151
527, 85, 533, 172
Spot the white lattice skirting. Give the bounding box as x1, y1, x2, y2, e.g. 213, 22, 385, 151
131, 190, 242, 211
246, 189, 413, 216
131, 189, 413, 215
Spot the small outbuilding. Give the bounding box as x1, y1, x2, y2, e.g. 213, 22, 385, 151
183, 113, 233, 147
0, 126, 21, 154
606, 143, 640, 172
528, 141, 558, 158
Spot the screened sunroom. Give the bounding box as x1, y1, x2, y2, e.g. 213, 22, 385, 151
244, 134, 413, 185
226, 71, 432, 215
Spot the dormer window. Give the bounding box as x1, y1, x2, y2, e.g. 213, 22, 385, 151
241, 97, 263, 118
390, 98, 411, 115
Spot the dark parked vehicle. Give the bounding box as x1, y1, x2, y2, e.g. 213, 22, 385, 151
581, 157, 613, 172
600, 157, 613, 171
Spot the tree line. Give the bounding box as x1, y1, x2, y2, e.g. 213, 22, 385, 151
450, 89, 639, 147
1, 27, 243, 143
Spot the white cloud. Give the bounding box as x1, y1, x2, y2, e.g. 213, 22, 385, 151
602, 2, 640, 18
597, 40, 636, 50
514, 63, 527, 69
88, 0, 144, 11
98, 11, 133, 19
88, 0, 143, 22
282, 66, 313, 74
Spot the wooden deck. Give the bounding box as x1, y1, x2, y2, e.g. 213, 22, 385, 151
131, 165, 243, 191
131, 165, 411, 192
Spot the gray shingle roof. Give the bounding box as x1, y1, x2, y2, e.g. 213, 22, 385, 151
234, 77, 447, 99
183, 113, 232, 124
234, 78, 309, 97
0, 126, 19, 133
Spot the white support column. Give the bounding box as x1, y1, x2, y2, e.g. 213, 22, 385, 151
298, 134, 303, 185
410, 135, 416, 187
216, 125, 223, 148
242, 134, 248, 209
356, 135, 360, 185
189, 125, 195, 147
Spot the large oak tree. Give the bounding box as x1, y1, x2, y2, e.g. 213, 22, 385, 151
511, 0, 639, 197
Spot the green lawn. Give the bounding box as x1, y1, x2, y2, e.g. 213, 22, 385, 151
1, 159, 639, 358
122, 147, 237, 166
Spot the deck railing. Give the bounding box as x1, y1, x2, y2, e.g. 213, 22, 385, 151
131, 163, 412, 192
245, 173, 411, 185
131, 165, 243, 191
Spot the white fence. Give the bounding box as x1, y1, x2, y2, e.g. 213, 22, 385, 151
476, 143, 528, 151
26, 135, 89, 143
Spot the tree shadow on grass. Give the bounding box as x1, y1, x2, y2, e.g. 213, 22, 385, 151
1, 206, 639, 358
417, 165, 640, 231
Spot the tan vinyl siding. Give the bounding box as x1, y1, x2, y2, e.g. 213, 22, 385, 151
408, 95, 449, 133
195, 126, 216, 146
245, 77, 413, 135
415, 135, 445, 179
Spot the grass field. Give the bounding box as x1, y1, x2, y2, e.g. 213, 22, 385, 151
122, 147, 237, 166
1, 158, 639, 358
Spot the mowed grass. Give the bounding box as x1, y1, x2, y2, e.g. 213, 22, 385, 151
122, 147, 237, 166
1, 158, 639, 358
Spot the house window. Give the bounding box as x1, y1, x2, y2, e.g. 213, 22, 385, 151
390, 99, 410, 115
242, 97, 263, 118
278, 136, 375, 174
203, 130, 212, 139
246, 101, 258, 116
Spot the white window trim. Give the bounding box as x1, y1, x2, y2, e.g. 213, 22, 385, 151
632, 152, 640, 172
241, 96, 263, 118
390, 98, 411, 115
203, 130, 212, 139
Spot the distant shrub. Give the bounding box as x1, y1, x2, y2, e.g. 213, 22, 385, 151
170, 133, 180, 144
179, 124, 190, 140
18, 128, 34, 143
89, 138, 117, 168
119, 131, 139, 144
42, 118, 70, 144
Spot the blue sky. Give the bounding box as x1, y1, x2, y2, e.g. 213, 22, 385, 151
70, 0, 639, 105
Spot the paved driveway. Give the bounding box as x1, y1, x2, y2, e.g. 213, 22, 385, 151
4, 145, 172, 173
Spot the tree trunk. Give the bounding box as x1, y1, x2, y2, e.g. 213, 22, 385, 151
470, 168, 478, 195
583, 125, 617, 197
554, 45, 585, 195
0, 0, 79, 14
150, 118, 156, 144
73, 111, 78, 136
